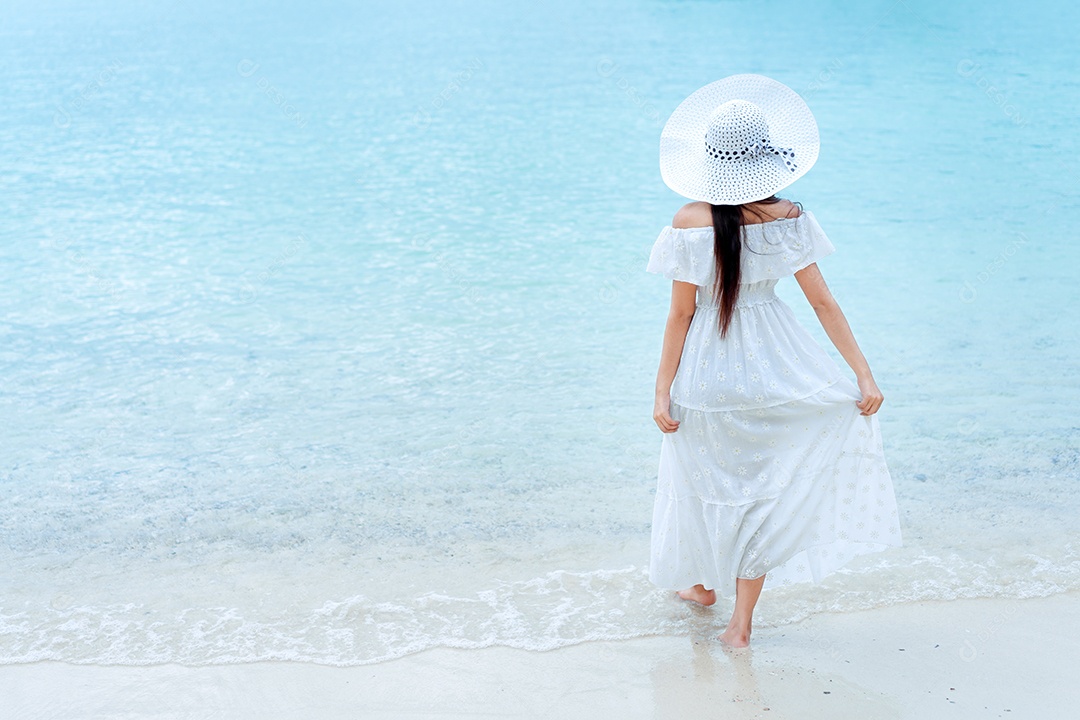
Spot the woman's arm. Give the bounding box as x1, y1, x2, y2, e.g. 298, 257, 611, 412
793, 263, 884, 416
654, 280, 698, 432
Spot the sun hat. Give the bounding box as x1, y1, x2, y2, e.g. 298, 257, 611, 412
659, 74, 820, 205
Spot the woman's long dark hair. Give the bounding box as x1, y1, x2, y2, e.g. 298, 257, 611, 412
709, 195, 801, 338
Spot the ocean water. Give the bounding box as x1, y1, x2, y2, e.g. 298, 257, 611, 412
1, 0, 1078, 666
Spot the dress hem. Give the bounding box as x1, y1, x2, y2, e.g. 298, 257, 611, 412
649, 536, 902, 597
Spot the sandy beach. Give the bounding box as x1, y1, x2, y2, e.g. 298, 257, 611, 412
5, 590, 1076, 719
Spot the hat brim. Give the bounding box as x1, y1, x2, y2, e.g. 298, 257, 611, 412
660, 74, 820, 205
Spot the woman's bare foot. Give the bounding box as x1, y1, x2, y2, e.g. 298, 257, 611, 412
676, 584, 716, 606
718, 620, 751, 648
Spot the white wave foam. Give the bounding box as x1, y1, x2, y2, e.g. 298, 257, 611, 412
3, 548, 1078, 667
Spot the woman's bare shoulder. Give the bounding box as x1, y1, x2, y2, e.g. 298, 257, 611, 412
778, 199, 802, 218
744, 198, 802, 223
672, 202, 712, 228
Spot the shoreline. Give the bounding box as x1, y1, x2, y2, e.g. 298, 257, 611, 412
4, 590, 1078, 719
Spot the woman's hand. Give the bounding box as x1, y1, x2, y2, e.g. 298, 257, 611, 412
856, 375, 884, 416
654, 393, 680, 433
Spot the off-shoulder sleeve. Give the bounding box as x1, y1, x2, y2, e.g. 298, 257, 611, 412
741, 209, 836, 283
645, 226, 715, 286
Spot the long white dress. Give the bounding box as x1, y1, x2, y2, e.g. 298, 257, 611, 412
646, 210, 902, 598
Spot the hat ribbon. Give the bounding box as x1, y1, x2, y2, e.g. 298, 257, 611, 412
749, 138, 797, 172
706, 137, 798, 172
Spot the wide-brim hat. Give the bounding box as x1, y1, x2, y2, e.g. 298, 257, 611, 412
659, 74, 820, 205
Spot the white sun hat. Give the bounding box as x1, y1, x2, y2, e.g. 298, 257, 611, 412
659, 74, 820, 205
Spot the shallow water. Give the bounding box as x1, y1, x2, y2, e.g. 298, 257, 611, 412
1, 0, 1078, 665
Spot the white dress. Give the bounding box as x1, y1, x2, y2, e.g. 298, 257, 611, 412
645, 211, 902, 598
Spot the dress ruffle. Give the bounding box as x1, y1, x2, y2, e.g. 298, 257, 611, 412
645, 210, 836, 287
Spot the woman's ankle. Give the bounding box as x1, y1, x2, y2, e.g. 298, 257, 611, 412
727, 614, 753, 631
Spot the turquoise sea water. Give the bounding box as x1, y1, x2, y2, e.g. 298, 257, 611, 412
1, 0, 1078, 665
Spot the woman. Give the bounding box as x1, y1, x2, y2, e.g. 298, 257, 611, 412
646, 74, 902, 648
